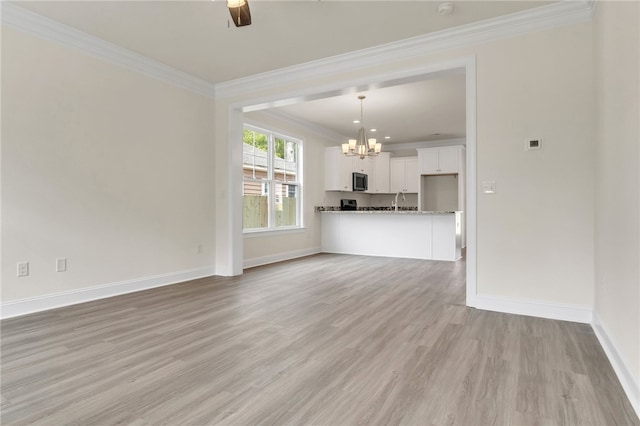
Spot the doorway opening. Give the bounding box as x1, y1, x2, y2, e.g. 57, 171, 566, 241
227, 56, 477, 308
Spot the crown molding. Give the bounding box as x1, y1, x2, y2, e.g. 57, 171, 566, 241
384, 138, 467, 153
216, 0, 594, 98
1, 2, 217, 98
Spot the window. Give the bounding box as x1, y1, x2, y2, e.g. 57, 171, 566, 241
243, 125, 302, 232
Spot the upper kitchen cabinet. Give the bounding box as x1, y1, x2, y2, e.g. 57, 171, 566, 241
325, 146, 352, 191
352, 156, 372, 175
325, 146, 390, 192
390, 157, 419, 193
417, 146, 464, 175
367, 152, 390, 194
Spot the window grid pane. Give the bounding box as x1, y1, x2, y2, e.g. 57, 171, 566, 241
275, 183, 297, 228
273, 138, 298, 184
243, 179, 269, 230
243, 129, 269, 180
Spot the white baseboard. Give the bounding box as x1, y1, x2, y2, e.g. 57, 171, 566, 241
474, 294, 593, 323
243, 247, 321, 269
592, 312, 640, 419
0, 266, 216, 320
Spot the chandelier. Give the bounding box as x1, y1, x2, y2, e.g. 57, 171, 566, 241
342, 96, 382, 159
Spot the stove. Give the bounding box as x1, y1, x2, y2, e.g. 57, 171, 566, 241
340, 199, 357, 211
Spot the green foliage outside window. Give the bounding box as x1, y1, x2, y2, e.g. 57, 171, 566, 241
243, 129, 268, 152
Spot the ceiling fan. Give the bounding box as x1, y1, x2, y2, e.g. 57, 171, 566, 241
227, 0, 251, 27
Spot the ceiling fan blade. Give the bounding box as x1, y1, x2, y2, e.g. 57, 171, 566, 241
228, 1, 251, 27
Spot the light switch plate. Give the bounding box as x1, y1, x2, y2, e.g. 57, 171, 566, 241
482, 181, 496, 194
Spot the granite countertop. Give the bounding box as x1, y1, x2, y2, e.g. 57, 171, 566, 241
315, 206, 459, 214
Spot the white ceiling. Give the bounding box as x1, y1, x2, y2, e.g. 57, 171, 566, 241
10, 0, 554, 146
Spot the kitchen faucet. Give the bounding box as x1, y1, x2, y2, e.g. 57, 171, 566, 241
392, 191, 406, 212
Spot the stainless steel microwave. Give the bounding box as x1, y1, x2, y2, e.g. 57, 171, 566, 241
352, 172, 368, 191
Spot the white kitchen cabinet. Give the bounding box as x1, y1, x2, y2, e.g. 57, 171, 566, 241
438, 147, 460, 173
326, 146, 390, 192
417, 146, 461, 174
325, 146, 352, 191
390, 157, 419, 193
405, 158, 419, 192
351, 156, 371, 175
390, 160, 404, 192
366, 152, 390, 194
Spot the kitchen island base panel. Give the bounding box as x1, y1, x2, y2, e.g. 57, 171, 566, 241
432, 213, 462, 261
321, 212, 461, 261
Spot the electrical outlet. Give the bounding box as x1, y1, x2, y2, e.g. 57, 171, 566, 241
56, 258, 67, 272
17, 262, 29, 277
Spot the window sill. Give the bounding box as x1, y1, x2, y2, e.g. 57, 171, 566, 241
243, 227, 307, 238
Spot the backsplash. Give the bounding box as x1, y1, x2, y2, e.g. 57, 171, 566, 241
322, 192, 418, 209
315, 205, 418, 212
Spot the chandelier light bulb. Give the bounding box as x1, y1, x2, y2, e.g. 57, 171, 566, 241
227, 0, 246, 7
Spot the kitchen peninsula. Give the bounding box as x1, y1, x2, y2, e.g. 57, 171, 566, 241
318, 208, 462, 261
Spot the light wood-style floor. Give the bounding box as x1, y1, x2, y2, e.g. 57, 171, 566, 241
1, 254, 638, 425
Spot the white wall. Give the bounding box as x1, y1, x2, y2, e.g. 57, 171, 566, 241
593, 0, 640, 409
241, 112, 329, 266
473, 24, 595, 306
1, 27, 216, 303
